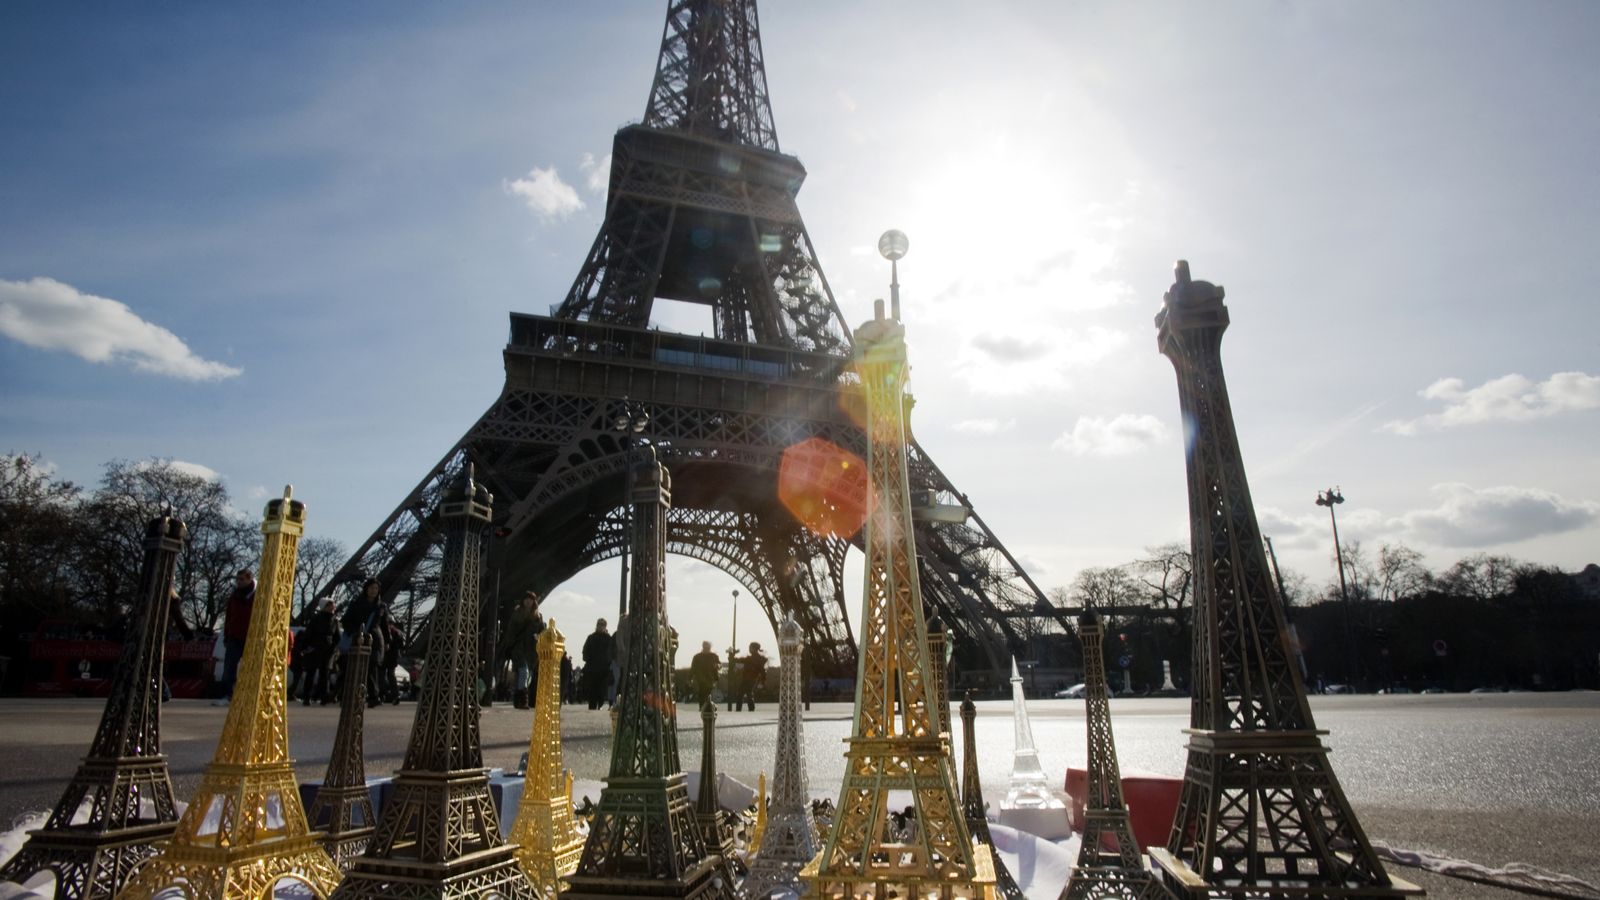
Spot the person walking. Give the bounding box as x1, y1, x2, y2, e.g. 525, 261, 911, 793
213, 569, 255, 706
560, 653, 574, 705
380, 605, 404, 704
342, 578, 387, 708
740, 641, 769, 712
499, 591, 546, 709
690, 640, 721, 706
298, 598, 339, 705
581, 618, 613, 710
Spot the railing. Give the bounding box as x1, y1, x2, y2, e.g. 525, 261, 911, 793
507, 313, 842, 383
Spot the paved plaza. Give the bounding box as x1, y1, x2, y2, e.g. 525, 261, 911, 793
3, 692, 1597, 898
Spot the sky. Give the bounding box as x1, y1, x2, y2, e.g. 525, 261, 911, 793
3, 2, 1598, 661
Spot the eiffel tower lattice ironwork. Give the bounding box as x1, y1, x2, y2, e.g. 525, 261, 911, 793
1062, 611, 1170, 900
307, 633, 375, 871
802, 300, 995, 899
564, 456, 733, 900
316, 0, 1063, 679
1146, 262, 1421, 898
509, 619, 585, 893
0, 516, 185, 900
330, 467, 539, 900
120, 488, 342, 900
741, 611, 818, 899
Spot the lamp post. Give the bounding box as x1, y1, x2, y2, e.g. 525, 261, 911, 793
1316, 487, 1356, 686
726, 589, 740, 712
613, 399, 650, 620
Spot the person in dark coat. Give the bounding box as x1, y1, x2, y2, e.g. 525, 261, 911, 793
341, 578, 387, 706
214, 569, 255, 706
499, 591, 546, 709
560, 653, 574, 704
690, 640, 721, 705
580, 618, 613, 710
739, 641, 769, 711
298, 598, 339, 705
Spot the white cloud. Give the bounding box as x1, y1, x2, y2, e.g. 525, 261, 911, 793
578, 152, 611, 195
1396, 483, 1600, 547
1052, 413, 1168, 456
0, 277, 241, 380
151, 459, 222, 482
505, 165, 585, 219
957, 326, 1128, 395
1380, 371, 1600, 435
953, 418, 1016, 435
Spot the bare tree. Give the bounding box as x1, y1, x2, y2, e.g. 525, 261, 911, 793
293, 535, 347, 620
1133, 542, 1193, 616
0, 453, 83, 620
1376, 543, 1431, 601
1437, 553, 1522, 600
1068, 565, 1145, 612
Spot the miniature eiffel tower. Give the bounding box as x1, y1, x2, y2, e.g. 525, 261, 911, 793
1148, 262, 1420, 897
1061, 612, 1170, 900
694, 699, 738, 883
959, 694, 1027, 900
1005, 658, 1060, 809
803, 277, 996, 899
564, 457, 733, 900
330, 467, 538, 900
747, 774, 768, 856
742, 613, 818, 899
509, 619, 586, 893
307, 634, 375, 871
0, 516, 185, 900
120, 488, 342, 900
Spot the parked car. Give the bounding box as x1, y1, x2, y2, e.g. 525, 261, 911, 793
1054, 684, 1086, 699
1322, 684, 1354, 695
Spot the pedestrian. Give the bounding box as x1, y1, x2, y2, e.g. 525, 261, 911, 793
213, 569, 255, 706
380, 606, 403, 704
560, 653, 574, 705
690, 640, 721, 706
341, 578, 387, 707
298, 598, 339, 705
581, 618, 613, 710
609, 614, 630, 708
499, 591, 546, 709
740, 641, 769, 711
163, 587, 193, 703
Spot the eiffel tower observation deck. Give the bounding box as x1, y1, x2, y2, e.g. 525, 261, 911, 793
318, 0, 1067, 676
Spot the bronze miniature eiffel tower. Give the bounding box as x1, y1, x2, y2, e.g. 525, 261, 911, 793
958, 694, 1027, 900
564, 458, 733, 900
120, 488, 342, 900
331, 467, 538, 900
1148, 262, 1420, 897
1061, 611, 1170, 900
508, 619, 585, 893
0, 515, 186, 900
307, 634, 375, 871
803, 294, 996, 899
694, 699, 738, 878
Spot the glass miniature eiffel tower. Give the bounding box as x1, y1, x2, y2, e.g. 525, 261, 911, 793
742, 613, 819, 899
563, 458, 732, 900
0, 515, 186, 900
1005, 658, 1061, 809
802, 283, 996, 899
331, 466, 538, 900
1061, 612, 1171, 900
509, 619, 586, 893
958, 694, 1027, 900
307, 634, 375, 871
120, 488, 343, 900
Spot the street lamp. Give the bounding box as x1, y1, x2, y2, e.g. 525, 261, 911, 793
878, 229, 908, 320
1316, 487, 1356, 686
726, 589, 740, 712
614, 399, 651, 620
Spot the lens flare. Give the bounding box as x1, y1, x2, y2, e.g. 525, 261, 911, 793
778, 437, 868, 538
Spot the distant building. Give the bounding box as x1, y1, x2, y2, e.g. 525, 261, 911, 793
1572, 563, 1600, 600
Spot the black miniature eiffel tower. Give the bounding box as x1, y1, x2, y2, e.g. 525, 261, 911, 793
330, 467, 538, 900
564, 458, 732, 900
958, 693, 1027, 900
320, 0, 1066, 681
1147, 262, 1420, 897
1061, 612, 1170, 900
0, 516, 185, 900
307, 634, 375, 871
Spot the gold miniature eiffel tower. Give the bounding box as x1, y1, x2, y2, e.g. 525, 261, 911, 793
120, 487, 342, 900
307, 634, 376, 871
747, 773, 768, 857
509, 619, 585, 893
803, 264, 996, 900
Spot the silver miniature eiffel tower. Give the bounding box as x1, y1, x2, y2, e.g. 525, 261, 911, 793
742, 612, 818, 898
1005, 657, 1060, 809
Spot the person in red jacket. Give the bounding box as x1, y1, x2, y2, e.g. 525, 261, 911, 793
213, 569, 255, 706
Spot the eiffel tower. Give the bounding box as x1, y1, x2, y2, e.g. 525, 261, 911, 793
306, 634, 376, 871
1061, 611, 1170, 900
958, 694, 1026, 900
0, 515, 185, 900
508, 620, 585, 894
741, 612, 818, 899
318, 0, 1063, 677
1146, 263, 1421, 898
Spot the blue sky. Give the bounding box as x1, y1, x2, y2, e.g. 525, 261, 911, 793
3, 2, 1598, 658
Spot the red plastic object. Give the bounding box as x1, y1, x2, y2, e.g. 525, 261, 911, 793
1064, 767, 1183, 852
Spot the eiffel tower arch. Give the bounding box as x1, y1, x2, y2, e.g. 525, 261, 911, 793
321, 0, 1064, 674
